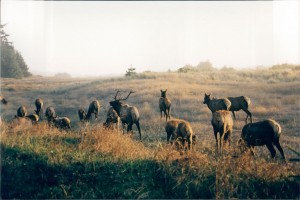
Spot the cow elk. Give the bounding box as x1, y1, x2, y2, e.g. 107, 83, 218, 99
203, 93, 231, 113
211, 110, 233, 155
159, 89, 171, 121
109, 90, 141, 140
175, 120, 194, 151
239, 119, 286, 162
227, 96, 252, 124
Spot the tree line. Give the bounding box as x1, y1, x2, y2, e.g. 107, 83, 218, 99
1, 24, 31, 79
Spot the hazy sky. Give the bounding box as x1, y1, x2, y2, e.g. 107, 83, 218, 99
1, 1, 299, 76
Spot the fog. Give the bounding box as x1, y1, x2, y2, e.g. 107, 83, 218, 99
1, 1, 299, 77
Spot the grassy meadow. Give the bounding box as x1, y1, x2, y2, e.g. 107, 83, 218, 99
1, 67, 300, 199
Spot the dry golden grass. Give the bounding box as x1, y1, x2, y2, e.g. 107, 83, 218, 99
1, 68, 300, 198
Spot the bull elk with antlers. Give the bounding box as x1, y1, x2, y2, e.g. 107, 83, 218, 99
109, 90, 141, 140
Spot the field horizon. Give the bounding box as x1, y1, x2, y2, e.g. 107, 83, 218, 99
1, 67, 299, 199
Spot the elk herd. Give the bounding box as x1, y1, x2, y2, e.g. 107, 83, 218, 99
0, 89, 286, 162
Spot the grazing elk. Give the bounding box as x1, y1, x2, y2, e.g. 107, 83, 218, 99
227, 96, 252, 124
45, 106, 56, 123
86, 100, 101, 121
175, 120, 194, 151
17, 106, 27, 118
103, 107, 120, 130
165, 119, 196, 145
211, 110, 233, 155
159, 89, 171, 121
51, 117, 72, 131
35, 98, 44, 118
203, 93, 231, 113
109, 90, 141, 140
239, 119, 286, 161
25, 114, 39, 124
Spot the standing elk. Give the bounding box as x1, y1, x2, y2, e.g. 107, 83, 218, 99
239, 119, 286, 161
103, 107, 120, 130
35, 98, 44, 118
159, 89, 171, 121
203, 93, 231, 113
17, 106, 27, 118
211, 110, 233, 155
227, 96, 252, 124
109, 90, 141, 140
78, 108, 86, 122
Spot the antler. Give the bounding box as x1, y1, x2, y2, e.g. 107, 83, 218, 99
114, 90, 121, 100
115, 90, 135, 101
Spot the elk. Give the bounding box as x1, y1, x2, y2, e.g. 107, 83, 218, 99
109, 90, 141, 140
203, 93, 231, 113
25, 114, 39, 124
45, 106, 56, 122
239, 119, 286, 161
165, 119, 196, 145
227, 96, 252, 124
78, 108, 86, 122
103, 107, 120, 130
51, 117, 72, 131
17, 106, 27, 118
86, 100, 101, 121
35, 98, 44, 118
175, 120, 194, 151
159, 89, 171, 121
211, 110, 233, 155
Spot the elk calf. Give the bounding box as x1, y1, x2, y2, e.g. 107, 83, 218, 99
159, 89, 171, 121
240, 119, 286, 161
211, 110, 233, 155
203, 93, 231, 113
227, 96, 252, 124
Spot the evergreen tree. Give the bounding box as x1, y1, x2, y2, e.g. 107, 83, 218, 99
1, 24, 31, 78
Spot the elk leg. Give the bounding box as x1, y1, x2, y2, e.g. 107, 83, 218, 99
213, 126, 219, 154
231, 111, 237, 120
135, 121, 142, 140
266, 142, 276, 158
243, 109, 252, 124
273, 141, 286, 161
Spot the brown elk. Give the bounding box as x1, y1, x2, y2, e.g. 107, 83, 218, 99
25, 114, 39, 124
109, 90, 141, 140
51, 117, 72, 131
45, 106, 56, 123
35, 98, 44, 118
159, 89, 171, 121
227, 96, 252, 124
203, 93, 231, 113
78, 100, 101, 122
17, 106, 27, 118
103, 107, 120, 130
175, 120, 194, 151
211, 110, 233, 155
239, 119, 286, 161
